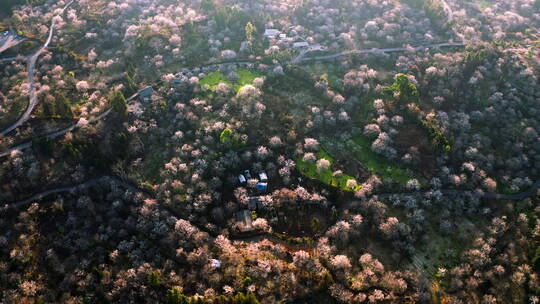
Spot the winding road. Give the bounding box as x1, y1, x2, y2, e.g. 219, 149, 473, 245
298, 42, 465, 63
0, 0, 75, 136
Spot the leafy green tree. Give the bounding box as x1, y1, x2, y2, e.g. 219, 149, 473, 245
383, 73, 419, 105
220, 128, 233, 144
220, 128, 244, 148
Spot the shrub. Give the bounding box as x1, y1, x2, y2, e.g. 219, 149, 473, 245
147, 271, 161, 288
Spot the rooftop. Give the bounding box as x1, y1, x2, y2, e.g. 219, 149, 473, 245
139, 86, 154, 100
264, 29, 280, 37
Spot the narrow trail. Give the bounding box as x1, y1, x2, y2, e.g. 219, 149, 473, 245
0, 0, 75, 136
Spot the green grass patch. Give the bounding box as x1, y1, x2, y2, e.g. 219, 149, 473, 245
200, 69, 262, 93
200, 71, 231, 89
296, 150, 361, 192
351, 134, 416, 183
236, 69, 260, 88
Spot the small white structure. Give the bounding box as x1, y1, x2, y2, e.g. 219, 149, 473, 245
264, 29, 280, 38
293, 41, 309, 48
210, 259, 221, 268
279, 33, 287, 39
259, 172, 268, 182
238, 174, 247, 184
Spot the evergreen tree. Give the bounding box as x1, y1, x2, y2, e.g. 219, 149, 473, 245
110, 90, 128, 118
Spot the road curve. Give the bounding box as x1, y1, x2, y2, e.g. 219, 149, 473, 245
0, 90, 138, 158
0, 0, 75, 136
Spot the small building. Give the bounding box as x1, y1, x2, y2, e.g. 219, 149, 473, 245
293, 41, 309, 48
279, 33, 287, 39
264, 29, 280, 38
236, 210, 253, 231
238, 174, 247, 184
244, 170, 252, 179
256, 182, 268, 191
139, 86, 154, 102
259, 172, 268, 182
